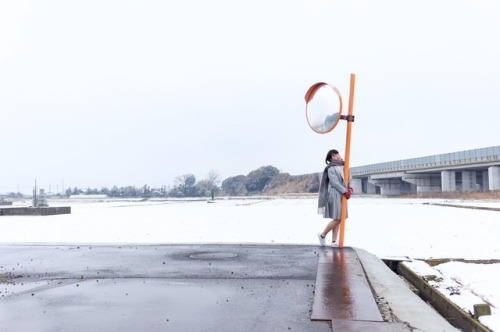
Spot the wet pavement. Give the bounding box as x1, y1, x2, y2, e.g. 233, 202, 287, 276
312, 249, 382, 321
0, 244, 459, 331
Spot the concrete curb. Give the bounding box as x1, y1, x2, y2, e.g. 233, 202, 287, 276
355, 248, 460, 332
0, 206, 71, 216
397, 262, 492, 332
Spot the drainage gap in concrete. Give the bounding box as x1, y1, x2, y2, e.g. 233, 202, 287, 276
382, 258, 492, 332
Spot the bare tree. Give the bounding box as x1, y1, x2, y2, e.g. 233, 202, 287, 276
174, 174, 196, 197
206, 170, 221, 199
195, 170, 221, 199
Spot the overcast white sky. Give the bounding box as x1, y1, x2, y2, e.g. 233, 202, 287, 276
1, 1, 499, 194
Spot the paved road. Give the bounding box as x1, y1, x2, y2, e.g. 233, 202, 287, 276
0, 244, 459, 331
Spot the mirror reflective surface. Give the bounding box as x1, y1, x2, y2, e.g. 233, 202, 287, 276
305, 83, 342, 134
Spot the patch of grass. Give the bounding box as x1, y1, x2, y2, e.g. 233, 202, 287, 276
425, 258, 500, 267
0, 272, 17, 284
400, 191, 500, 200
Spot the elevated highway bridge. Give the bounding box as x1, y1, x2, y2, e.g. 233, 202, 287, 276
350, 145, 500, 195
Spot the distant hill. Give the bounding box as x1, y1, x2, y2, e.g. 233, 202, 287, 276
261, 173, 320, 195
221, 166, 320, 196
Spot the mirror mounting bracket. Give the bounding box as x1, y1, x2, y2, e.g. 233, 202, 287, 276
340, 115, 355, 122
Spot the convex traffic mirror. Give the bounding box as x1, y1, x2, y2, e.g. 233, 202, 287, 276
304, 82, 343, 134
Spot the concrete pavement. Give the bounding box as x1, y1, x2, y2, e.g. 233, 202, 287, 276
0, 244, 459, 331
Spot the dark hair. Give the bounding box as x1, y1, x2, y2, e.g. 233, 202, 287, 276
325, 149, 339, 164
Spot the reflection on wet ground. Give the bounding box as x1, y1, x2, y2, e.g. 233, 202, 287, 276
312, 248, 382, 321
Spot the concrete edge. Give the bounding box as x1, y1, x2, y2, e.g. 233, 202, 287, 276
354, 247, 460, 332
0, 206, 71, 216
397, 262, 492, 332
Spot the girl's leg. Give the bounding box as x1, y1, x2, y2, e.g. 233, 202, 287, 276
331, 220, 341, 243
321, 219, 340, 239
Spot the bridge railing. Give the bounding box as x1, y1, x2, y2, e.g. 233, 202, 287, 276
351, 145, 500, 176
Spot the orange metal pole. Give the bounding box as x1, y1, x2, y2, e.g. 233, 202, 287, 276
339, 73, 356, 247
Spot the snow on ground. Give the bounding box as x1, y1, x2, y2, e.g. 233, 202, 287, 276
1, 196, 499, 330
405, 259, 500, 330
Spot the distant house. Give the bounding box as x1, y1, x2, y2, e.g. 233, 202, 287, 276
69, 194, 108, 199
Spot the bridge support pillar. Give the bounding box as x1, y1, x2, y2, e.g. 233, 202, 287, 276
369, 179, 402, 195
441, 171, 456, 192
356, 178, 379, 194
461, 171, 477, 192
366, 182, 378, 194
350, 178, 362, 195
402, 174, 441, 193
482, 171, 489, 191
489, 166, 500, 191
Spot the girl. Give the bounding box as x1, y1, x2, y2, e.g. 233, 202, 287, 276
317, 149, 353, 247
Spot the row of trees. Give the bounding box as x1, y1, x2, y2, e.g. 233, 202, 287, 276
65, 170, 222, 198
2, 166, 316, 199
64, 166, 291, 198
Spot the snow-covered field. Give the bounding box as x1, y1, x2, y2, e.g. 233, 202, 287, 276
1, 196, 499, 330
